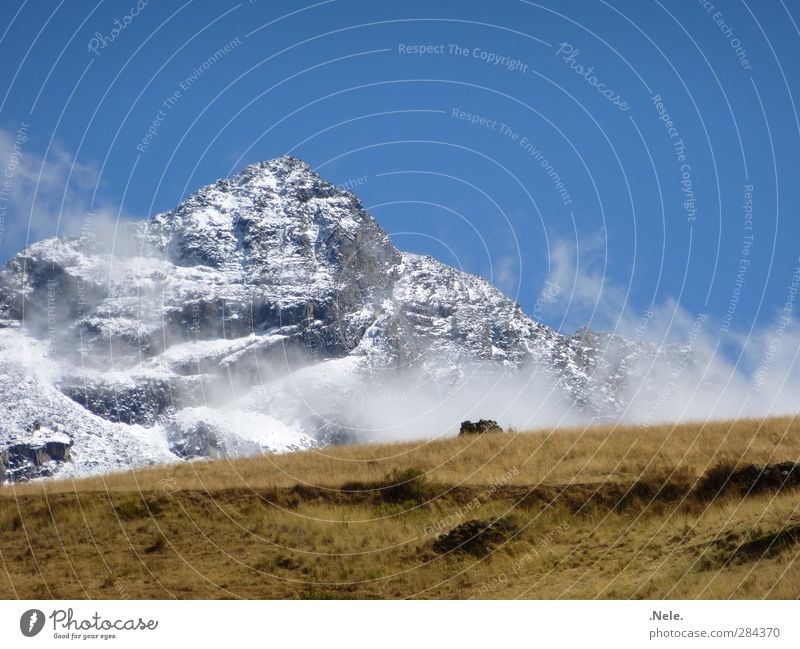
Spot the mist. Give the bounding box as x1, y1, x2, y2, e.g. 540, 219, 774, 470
527, 235, 800, 432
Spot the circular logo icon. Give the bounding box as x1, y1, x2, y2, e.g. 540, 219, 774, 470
20, 609, 45, 637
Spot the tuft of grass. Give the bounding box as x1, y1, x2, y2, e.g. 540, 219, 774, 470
381, 467, 430, 504
433, 517, 519, 556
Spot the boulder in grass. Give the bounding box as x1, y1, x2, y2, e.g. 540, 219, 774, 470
458, 419, 503, 436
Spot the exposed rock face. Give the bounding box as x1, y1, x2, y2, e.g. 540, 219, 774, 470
58, 374, 220, 426
0, 156, 675, 481
0, 440, 72, 482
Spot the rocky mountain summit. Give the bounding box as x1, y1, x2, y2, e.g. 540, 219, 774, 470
0, 156, 669, 481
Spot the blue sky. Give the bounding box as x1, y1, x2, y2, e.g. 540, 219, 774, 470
1, 0, 798, 340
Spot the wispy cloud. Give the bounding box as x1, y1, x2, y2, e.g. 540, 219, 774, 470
535, 232, 630, 333
491, 254, 520, 297
0, 125, 121, 259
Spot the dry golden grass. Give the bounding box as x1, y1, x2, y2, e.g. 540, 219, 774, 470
8, 415, 799, 495
1, 415, 799, 599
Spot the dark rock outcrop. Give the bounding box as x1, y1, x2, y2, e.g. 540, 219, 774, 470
58, 374, 226, 426
459, 419, 504, 436
0, 440, 72, 482
695, 461, 800, 499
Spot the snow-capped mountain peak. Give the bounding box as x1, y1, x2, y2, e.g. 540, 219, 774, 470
0, 157, 659, 481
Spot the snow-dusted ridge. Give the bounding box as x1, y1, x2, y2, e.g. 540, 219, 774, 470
0, 156, 663, 481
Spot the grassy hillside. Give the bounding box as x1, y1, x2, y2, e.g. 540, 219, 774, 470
2, 416, 800, 599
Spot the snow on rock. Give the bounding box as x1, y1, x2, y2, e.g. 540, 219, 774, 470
0, 329, 177, 482
0, 155, 665, 481
170, 406, 316, 458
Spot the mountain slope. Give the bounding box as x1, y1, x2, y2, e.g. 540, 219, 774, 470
3, 416, 799, 599
0, 156, 660, 481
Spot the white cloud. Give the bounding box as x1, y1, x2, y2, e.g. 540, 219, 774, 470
0, 125, 121, 259
530, 233, 800, 423
536, 232, 630, 333
491, 254, 520, 297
